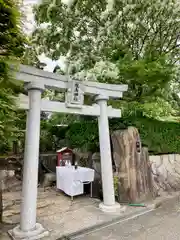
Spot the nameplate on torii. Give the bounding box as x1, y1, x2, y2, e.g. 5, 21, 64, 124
65, 77, 84, 109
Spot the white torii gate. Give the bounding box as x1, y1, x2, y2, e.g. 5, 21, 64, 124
9, 64, 128, 240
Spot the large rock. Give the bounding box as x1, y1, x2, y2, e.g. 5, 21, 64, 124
92, 153, 101, 180
42, 173, 56, 189
73, 149, 89, 167
111, 127, 153, 203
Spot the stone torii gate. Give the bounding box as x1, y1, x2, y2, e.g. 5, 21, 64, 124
9, 64, 128, 239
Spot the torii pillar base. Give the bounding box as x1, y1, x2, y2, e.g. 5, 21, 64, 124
99, 202, 121, 213
8, 223, 49, 240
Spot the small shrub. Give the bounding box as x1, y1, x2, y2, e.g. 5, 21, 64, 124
114, 175, 119, 199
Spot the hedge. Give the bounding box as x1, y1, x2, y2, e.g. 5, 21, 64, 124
65, 115, 180, 155
111, 115, 180, 154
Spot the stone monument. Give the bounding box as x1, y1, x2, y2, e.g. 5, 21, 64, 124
111, 127, 153, 203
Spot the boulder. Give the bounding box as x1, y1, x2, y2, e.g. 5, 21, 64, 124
42, 173, 56, 189
91, 153, 102, 199
92, 153, 101, 180
111, 127, 153, 203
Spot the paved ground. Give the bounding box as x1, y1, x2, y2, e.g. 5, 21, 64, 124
2, 188, 148, 240
73, 200, 180, 240
2, 188, 180, 240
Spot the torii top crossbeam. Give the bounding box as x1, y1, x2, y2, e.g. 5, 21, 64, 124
14, 64, 128, 99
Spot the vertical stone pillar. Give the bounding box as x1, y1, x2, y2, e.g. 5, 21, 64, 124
96, 95, 120, 212
9, 82, 49, 239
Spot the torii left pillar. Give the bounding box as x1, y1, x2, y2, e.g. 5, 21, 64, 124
9, 82, 49, 239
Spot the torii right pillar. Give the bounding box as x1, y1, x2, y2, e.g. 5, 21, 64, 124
96, 95, 121, 212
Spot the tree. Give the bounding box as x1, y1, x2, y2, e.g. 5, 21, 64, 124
0, 0, 25, 152
33, 0, 180, 70
32, 0, 180, 117
0, 0, 25, 223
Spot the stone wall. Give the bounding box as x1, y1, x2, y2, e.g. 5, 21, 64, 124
150, 154, 180, 196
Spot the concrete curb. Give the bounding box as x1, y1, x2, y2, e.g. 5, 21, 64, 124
57, 193, 180, 240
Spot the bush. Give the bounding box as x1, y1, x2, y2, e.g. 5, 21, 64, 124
65, 120, 99, 152
118, 116, 180, 155
65, 115, 180, 155
0, 0, 25, 153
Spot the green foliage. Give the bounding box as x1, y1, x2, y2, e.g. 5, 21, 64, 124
64, 115, 180, 155
0, 0, 25, 58
38, 112, 79, 152
117, 55, 176, 102
33, 0, 180, 66
40, 120, 56, 152
114, 175, 119, 199
111, 115, 180, 154
0, 89, 16, 152
0, 0, 26, 153
65, 120, 99, 152
25, 0, 180, 154
0, 0, 25, 87
32, 0, 180, 118
115, 99, 176, 120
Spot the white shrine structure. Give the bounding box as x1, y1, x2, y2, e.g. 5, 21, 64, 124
9, 64, 128, 239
